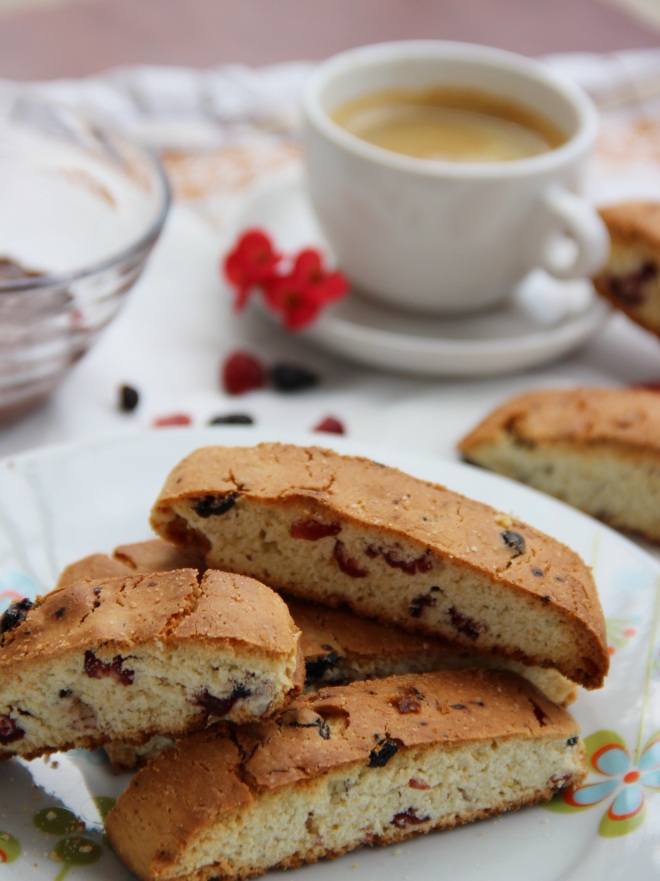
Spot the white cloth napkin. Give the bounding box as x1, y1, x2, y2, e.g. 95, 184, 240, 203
2, 49, 660, 224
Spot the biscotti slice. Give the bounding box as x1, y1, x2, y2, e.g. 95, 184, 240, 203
55, 539, 205, 589
106, 669, 586, 881
149, 443, 608, 689
289, 596, 577, 704
57, 542, 574, 771
56, 541, 578, 705
592, 201, 660, 339
0, 568, 302, 760
458, 386, 660, 543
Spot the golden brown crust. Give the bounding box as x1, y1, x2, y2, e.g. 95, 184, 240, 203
54, 543, 577, 710
114, 538, 207, 572
106, 670, 585, 881
0, 568, 303, 759
234, 670, 579, 789
458, 386, 660, 455
3, 568, 300, 664
598, 201, 660, 249
149, 443, 608, 688
150, 444, 593, 609
593, 202, 660, 339
55, 552, 132, 588
458, 386, 660, 544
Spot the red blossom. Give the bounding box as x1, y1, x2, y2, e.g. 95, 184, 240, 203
222, 231, 348, 330
223, 229, 282, 311
263, 248, 349, 330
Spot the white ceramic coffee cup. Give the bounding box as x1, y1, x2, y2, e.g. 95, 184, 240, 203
302, 41, 608, 315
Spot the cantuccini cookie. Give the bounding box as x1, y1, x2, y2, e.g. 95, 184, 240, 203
55, 540, 576, 771
592, 201, 660, 339
458, 386, 660, 543
149, 443, 608, 689
57, 540, 577, 704
105, 669, 586, 881
0, 568, 302, 760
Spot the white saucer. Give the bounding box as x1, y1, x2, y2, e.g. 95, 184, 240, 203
232, 167, 610, 377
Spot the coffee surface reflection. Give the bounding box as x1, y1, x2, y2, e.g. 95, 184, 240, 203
331, 86, 567, 162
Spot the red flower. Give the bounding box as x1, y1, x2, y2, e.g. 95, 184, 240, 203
222, 231, 349, 330
223, 229, 282, 311
263, 249, 349, 330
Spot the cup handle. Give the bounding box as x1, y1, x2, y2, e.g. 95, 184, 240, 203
538, 185, 609, 280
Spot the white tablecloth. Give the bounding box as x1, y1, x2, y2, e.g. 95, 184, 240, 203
1, 50, 659, 560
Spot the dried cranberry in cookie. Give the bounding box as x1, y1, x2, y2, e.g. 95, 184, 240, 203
150, 442, 608, 689
0, 568, 302, 761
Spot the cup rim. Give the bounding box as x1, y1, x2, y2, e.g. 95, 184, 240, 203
302, 40, 599, 179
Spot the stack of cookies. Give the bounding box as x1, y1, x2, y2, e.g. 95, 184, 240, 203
0, 442, 609, 881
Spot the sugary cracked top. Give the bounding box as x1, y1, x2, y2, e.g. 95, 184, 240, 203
150, 443, 606, 643
106, 669, 584, 859
459, 387, 660, 453
0, 568, 299, 664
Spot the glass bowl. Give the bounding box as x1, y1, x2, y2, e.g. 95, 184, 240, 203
0, 98, 171, 422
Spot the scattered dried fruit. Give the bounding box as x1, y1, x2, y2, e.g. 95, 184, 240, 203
271, 363, 319, 392
152, 414, 193, 428
222, 351, 267, 396
314, 416, 346, 434
118, 384, 139, 412
208, 413, 255, 425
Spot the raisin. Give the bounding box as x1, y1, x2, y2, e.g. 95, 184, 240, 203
448, 607, 486, 640
287, 714, 331, 740
305, 649, 341, 686
54, 607, 66, 619
391, 808, 430, 828
0, 715, 24, 744
59, 689, 72, 698
83, 651, 134, 685
333, 541, 368, 578
389, 689, 424, 714
409, 589, 439, 618
501, 530, 526, 557
291, 519, 341, 540
609, 261, 657, 305
195, 683, 251, 717
369, 738, 399, 767
0, 598, 33, 638
193, 493, 238, 518
531, 567, 544, 576
270, 364, 319, 392
118, 384, 139, 412
208, 413, 254, 425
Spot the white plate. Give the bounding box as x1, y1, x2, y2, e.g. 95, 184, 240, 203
0, 427, 658, 881
231, 168, 610, 377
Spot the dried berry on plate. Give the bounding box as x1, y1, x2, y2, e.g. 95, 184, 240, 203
222, 351, 266, 396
